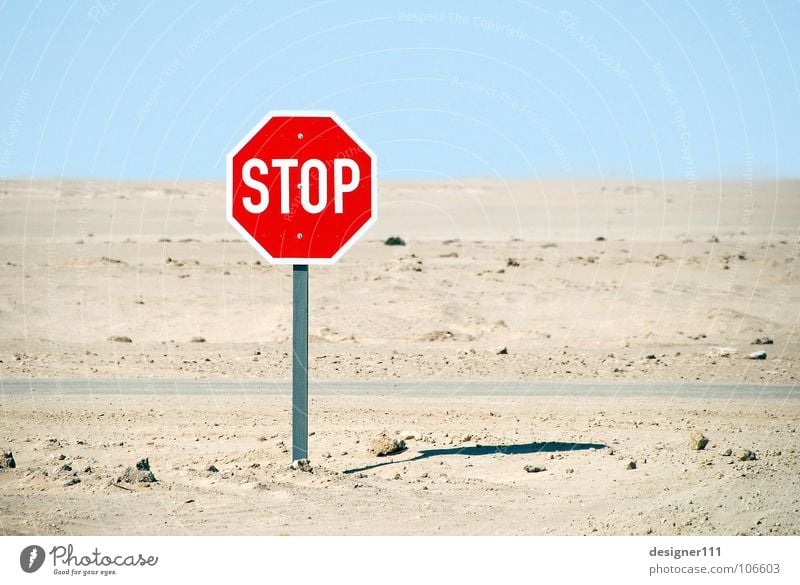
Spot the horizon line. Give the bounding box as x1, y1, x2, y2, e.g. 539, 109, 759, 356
2, 175, 799, 183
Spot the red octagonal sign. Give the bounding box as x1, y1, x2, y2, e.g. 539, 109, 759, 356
226, 111, 377, 264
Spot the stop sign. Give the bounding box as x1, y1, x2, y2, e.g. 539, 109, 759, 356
226, 111, 377, 264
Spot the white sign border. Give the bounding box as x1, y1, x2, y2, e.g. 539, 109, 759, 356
226, 110, 378, 266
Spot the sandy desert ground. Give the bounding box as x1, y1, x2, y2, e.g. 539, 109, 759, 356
1, 178, 799, 535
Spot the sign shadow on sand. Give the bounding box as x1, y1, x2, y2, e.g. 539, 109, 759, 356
343, 441, 606, 475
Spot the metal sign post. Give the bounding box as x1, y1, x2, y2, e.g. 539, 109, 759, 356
292, 264, 309, 462
226, 111, 377, 464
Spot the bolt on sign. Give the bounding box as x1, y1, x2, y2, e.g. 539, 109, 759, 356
226, 111, 377, 463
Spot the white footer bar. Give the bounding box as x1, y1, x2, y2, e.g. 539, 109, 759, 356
2, 536, 798, 584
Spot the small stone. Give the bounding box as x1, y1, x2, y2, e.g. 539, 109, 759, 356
506, 258, 520, 267
689, 432, 709, 451
190, 336, 206, 343
751, 336, 773, 345
384, 236, 406, 246
400, 431, 418, 440
626, 461, 637, 470
119, 457, 156, 484
524, 465, 545, 473
646, 354, 657, 360
64, 477, 81, 487
748, 351, 767, 360
734, 448, 756, 461
370, 432, 405, 457
107, 335, 132, 343
207, 465, 219, 473
461, 434, 474, 443
290, 459, 312, 472
720, 448, 732, 457
322, 452, 332, 459
497, 347, 509, 355
0, 451, 16, 469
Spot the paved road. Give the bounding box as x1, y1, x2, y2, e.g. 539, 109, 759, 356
0, 378, 796, 399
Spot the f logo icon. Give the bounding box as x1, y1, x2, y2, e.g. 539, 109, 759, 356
20, 545, 45, 573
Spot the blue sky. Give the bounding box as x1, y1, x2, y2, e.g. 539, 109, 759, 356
0, 0, 798, 180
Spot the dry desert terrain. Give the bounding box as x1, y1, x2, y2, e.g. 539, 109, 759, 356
1, 178, 798, 535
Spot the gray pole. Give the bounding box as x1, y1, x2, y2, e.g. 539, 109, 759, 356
292, 264, 309, 462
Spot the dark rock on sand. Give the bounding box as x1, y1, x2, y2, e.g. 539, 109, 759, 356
120, 457, 157, 484
689, 432, 709, 451
0, 451, 16, 469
